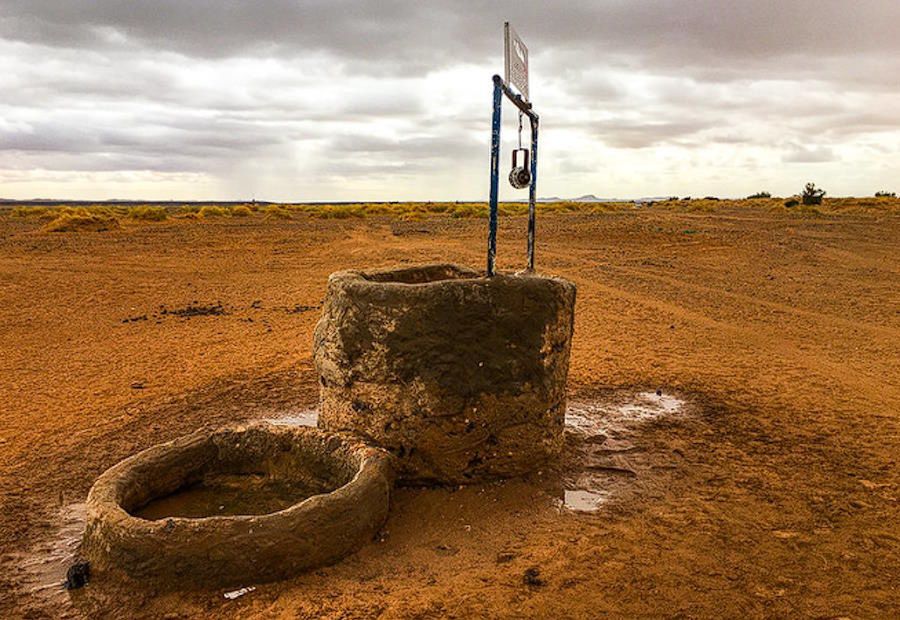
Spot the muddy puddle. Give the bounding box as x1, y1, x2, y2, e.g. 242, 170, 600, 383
260, 408, 319, 428
563, 489, 611, 511
559, 391, 688, 513
134, 474, 323, 520
9, 502, 86, 607
256, 395, 688, 515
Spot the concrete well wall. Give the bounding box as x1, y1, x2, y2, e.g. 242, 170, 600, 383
314, 264, 576, 484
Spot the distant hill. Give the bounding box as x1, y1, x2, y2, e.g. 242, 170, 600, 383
570, 194, 607, 202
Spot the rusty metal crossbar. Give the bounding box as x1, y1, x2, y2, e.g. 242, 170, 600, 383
487, 74, 539, 277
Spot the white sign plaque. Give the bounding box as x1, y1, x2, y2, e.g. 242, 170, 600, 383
504, 22, 529, 101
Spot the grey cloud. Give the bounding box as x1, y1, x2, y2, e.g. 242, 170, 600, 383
0, 113, 310, 174
0, 150, 211, 174
558, 68, 891, 152
315, 131, 484, 183
4, 2, 898, 74
339, 95, 424, 119
0, 1, 478, 69
782, 144, 836, 163
584, 118, 715, 149
810, 111, 900, 138
329, 132, 480, 158
314, 159, 430, 180
1, 1, 898, 198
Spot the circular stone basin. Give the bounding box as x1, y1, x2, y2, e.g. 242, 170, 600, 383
82, 423, 393, 588
314, 263, 576, 484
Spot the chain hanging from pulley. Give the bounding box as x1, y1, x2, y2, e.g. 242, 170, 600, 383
509, 110, 531, 189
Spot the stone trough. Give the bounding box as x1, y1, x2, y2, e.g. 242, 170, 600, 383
81, 423, 393, 588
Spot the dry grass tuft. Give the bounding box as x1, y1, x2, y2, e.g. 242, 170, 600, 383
197, 206, 229, 218
127, 206, 168, 221
42, 209, 121, 233
3, 195, 896, 233
263, 205, 293, 219
267, 201, 635, 220
11, 206, 56, 219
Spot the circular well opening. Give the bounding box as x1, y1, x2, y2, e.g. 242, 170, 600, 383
358, 263, 480, 285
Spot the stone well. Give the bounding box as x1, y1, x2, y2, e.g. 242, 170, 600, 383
314, 264, 576, 484
82, 423, 393, 588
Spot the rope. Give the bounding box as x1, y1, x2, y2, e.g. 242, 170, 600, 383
517, 110, 524, 149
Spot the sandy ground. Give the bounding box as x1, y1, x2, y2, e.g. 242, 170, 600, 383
0, 205, 898, 618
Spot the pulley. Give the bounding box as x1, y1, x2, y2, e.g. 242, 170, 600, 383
509, 110, 531, 190
509, 147, 531, 189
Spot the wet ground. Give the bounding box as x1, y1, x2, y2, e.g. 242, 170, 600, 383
5, 503, 86, 610
1, 207, 898, 618
261, 392, 690, 516
560, 391, 687, 512
12, 390, 690, 610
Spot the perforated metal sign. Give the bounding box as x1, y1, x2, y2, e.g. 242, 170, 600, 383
504, 22, 529, 101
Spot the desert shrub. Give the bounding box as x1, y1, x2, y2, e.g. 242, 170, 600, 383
801, 183, 825, 205
127, 206, 167, 221
69, 205, 120, 218
231, 205, 253, 217
198, 206, 228, 218
319, 207, 353, 219
747, 191, 771, 199
43, 212, 120, 232
263, 205, 292, 219
236, 200, 634, 221
450, 203, 487, 218
539, 201, 583, 215
591, 201, 632, 213
784, 198, 800, 208
498, 202, 528, 216
11, 206, 54, 219
680, 199, 722, 213
176, 204, 203, 215
704, 196, 720, 201
360, 203, 396, 216
875, 191, 896, 198
328, 205, 366, 219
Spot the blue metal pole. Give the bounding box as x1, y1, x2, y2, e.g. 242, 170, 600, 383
487, 75, 503, 277
527, 115, 539, 272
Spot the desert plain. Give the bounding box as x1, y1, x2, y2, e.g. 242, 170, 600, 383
0, 198, 898, 618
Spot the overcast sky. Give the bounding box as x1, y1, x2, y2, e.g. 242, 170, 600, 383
1, 1, 898, 201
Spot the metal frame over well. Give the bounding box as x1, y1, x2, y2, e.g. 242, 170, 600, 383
487, 75, 539, 277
